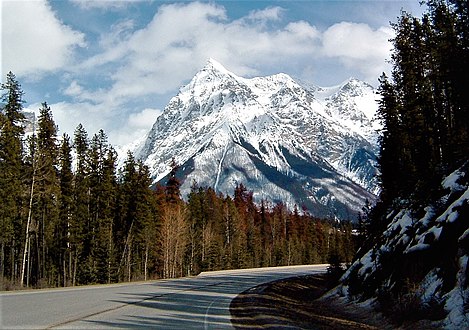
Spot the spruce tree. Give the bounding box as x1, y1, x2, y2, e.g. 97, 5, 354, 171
116, 152, 156, 281
58, 134, 74, 286
72, 124, 89, 285
116, 152, 138, 281
0, 72, 25, 283
34, 102, 59, 285
371, 0, 469, 248
165, 158, 181, 204
79, 130, 118, 283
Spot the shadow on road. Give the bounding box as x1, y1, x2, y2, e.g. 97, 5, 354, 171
79, 272, 296, 329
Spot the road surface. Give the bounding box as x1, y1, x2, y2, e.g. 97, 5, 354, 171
0, 264, 327, 329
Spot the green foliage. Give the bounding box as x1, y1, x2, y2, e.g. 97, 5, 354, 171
165, 158, 181, 204
0, 72, 25, 281
372, 0, 469, 235
34, 102, 60, 285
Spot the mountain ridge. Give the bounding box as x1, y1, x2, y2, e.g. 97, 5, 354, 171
135, 59, 380, 219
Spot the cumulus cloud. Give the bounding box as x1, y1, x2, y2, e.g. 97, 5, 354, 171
243, 6, 284, 23
128, 108, 161, 130
34, 100, 156, 146
19, 2, 394, 147
76, 2, 391, 108
63, 81, 84, 98
322, 22, 394, 81
2, 0, 85, 78
78, 1, 322, 104
111, 107, 162, 147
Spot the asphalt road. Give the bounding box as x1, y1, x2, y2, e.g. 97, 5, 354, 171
0, 264, 327, 329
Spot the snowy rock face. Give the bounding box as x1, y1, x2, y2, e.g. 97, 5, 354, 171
136, 59, 380, 220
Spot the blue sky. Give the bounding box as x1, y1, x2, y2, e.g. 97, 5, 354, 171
2, 0, 424, 146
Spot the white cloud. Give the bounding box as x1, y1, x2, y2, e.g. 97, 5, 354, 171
244, 7, 284, 23
2, 0, 85, 78
70, 0, 139, 11
128, 108, 161, 130
78, 1, 322, 104
31, 2, 395, 147
44, 101, 160, 147
322, 22, 394, 81
63, 81, 84, 98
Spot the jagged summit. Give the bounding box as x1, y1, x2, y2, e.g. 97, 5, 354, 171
135, 60, 381, 219
205, 58, 232, 74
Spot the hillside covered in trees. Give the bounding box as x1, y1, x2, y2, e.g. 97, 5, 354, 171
0, 75, 356, 289
336, 0, 469, 327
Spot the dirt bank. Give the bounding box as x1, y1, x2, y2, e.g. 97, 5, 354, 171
230, 274, 390, 329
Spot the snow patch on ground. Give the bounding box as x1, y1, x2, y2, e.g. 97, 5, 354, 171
442, 169, 466, 192
444, 255, 469, 328
336, 165, 469, 328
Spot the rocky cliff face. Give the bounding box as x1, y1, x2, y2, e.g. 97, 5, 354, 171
135, 59, 380, 220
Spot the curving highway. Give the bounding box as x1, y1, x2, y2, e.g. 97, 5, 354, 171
0, 264, 327, 329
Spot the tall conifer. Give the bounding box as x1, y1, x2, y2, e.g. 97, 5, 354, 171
58, 134, 74, 286
35, 102, 59, 285
0, 72, 25, 283
72, 124, 89, 285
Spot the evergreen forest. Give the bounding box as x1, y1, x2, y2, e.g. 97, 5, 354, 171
0, 78, 355, 289
344, 1, 469, 322
366, 0, 468, 243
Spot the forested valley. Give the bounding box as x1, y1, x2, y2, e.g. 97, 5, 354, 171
0, 79, 356, 289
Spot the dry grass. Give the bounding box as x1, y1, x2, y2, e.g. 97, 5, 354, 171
230, 274, 391, 329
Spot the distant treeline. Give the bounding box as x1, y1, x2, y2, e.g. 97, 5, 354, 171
0, 73, 356, 289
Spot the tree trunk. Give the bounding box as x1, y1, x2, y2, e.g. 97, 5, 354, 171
63, 253, 66, 287
107, 224, 112, 284
144, 243, 149, 281
118, 220, 134, 281
127, 243, 131, 282
26, 238, 31, 287
21, 170, 35, 287
1, 242, 4, 281
72, 250, 77, 286
11, 239, 15, 283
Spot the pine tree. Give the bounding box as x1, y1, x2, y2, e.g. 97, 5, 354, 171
34, 102, 59, 286
87, 130, 107, 283
221, 196, 240, 269
58, 134, 74, 286
0, 72, 25, 284
116, 152, 155, 281
21, 134, 37, 287
133, 161, 157, 281
370, 0, 469, 250
99, 144, 118, 283
186, 182, 205, 275
72, 124, 89, 285
165, 158, 181, 204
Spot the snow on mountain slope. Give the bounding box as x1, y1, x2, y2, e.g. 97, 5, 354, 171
135, 59, 380, 220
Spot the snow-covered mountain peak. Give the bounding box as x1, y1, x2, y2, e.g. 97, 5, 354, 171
205, 58, 233, 75
136, 60, 381, 219
190, 58, 240, 86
